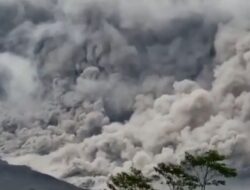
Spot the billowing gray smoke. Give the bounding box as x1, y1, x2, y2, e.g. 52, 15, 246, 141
1, 0, 250, 189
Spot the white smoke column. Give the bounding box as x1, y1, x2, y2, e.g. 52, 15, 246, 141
0, 53, 38, 103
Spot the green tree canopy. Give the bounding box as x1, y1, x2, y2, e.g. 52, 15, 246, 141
107, 167, 153, 190
107, 150, 237, 190
153, 163, 197, 190
181, 150, 237, 190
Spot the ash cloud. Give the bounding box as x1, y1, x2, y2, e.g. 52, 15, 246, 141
0, 0, 250, 189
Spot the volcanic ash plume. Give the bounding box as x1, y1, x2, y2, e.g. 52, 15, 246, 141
1, 0, 250, 189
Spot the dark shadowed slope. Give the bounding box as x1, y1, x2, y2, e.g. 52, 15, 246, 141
0, 160, 85, 190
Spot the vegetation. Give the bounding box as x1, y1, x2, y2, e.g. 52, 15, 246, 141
153, 162, 197, 190
181, 150, 237, 190
107, 150, 237, 190
107, 167, 153, 190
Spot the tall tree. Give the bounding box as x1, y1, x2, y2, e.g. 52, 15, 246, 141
106, 150, 237, 190
181, 150, 237, 190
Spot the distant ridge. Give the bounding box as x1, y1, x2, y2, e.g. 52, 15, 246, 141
0, 160, 86, 190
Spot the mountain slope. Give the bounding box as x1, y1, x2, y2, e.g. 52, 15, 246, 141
0, 160, 85, 190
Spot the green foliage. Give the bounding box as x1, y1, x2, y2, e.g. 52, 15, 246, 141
153, 163, 197, 190
107, 167, 154, 190
106, 150, 237, 190
181, 150, 237, 190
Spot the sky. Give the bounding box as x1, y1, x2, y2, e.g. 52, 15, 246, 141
0, 0, 250, 189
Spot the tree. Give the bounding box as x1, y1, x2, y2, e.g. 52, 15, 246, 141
107, 167, 154, 190
181, 150, 237, 190
106, 150, 237, 190
153, 163, 197, 190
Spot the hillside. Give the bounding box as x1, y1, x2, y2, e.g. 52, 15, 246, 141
0, 160, 86, 190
